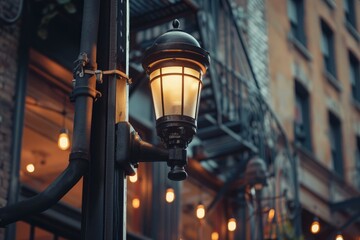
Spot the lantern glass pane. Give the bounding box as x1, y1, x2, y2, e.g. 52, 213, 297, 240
184, 67, 201, 78
150, 77, 163, 119
162, 73, 182, 115
150, 68, 160, 80
162, 66, 182, 74
183, 76, 201, 118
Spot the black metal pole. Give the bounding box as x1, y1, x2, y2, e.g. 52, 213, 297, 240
82, 0, 129, 239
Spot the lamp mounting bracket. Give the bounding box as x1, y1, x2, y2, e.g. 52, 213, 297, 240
83, 69, 132, 84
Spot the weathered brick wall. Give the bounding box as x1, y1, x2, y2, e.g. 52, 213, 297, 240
246, 0, 270, 100
0, 0, 21, 238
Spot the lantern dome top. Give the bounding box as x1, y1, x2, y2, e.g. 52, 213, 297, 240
152, 19, 201, 47
142, 19, 210, 73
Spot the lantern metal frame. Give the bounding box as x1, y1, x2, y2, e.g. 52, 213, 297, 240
142, 19, 210, 180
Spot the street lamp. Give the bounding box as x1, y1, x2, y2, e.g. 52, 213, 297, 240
245, 156, 267, 190
142, 19, 210, 180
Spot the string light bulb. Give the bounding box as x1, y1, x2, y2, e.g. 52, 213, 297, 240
26, 163, 35, 173
211, 232, 219, 240
227, 218, 236, 232
335, 233, 344, 240
58, 128, 70, 150
166, 187, 175, 203
268, 208, 275, 223
196, 203, 205, 219
310, 217, 320, 234
129, 172, 138, 183
132, 197, 140, 209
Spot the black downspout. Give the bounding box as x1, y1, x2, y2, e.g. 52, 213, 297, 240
5, 2, 29, 239
0, 0, 101, 228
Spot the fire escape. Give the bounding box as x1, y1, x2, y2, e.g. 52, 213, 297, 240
130, 0, 302, 239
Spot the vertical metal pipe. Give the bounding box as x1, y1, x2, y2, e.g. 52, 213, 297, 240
235, 189, 247, 240
6, 2, 29, 238
71, 0, 100, 154
29, 225, 35, 240
255, 190, 264, 240
75, 0, 101, 239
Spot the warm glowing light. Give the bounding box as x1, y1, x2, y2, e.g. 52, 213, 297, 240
196, 204, 205, 219
166, 188, 175, 203
132, 198, 140, 209
129, 172, 138, 183
310, 219, 320, 234
26, 163, 35, 173
268, 208, 275, 222
335, 234, 344, 240
58, 129, 70, 150
211, 232, 219, 240
149, 66, 202, 120
227, 218, 236, 232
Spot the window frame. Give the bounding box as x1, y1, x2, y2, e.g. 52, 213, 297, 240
321, 20, 337, 78
328, 112, 344, 178
288, 0, 307, 46
344, 0, 357, 28
294, 81, 312, 151
349, 51, 360, 102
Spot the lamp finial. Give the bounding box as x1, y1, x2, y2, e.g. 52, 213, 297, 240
172, 19, 180, 29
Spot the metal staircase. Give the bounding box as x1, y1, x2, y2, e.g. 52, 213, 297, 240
130, 0, 302, 238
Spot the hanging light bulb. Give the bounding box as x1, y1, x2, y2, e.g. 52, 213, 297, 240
166, 187, 175, 203
196, 203, 205, 219
26, 163, 35, 173
310, 217, 320, 234
132, 197, 140, 209
58, 102, 70, 151
129, 172, 138, 183
335, 233, 344, 240
227, 218, 236, 232
58, 128, 70, 150
211, 232, 219, 240
268, 208, 275, 223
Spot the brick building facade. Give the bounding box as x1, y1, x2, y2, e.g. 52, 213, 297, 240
0, 0, 23, 239
266, 0, 360, 238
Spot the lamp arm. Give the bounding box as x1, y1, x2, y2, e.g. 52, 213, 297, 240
131, 131, 168, 163
0, 158, 87, 227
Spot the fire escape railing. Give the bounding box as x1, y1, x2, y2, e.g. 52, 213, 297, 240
194, 0, 302, 238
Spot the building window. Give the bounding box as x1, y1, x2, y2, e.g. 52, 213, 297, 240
344, 0, 357, 28
355, 136, 360, 189
349, 52, 360, 102
329, 112, 344, 177
294, 81, 311, 151
321, 20, 337, 78
288, 0, 306, 45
